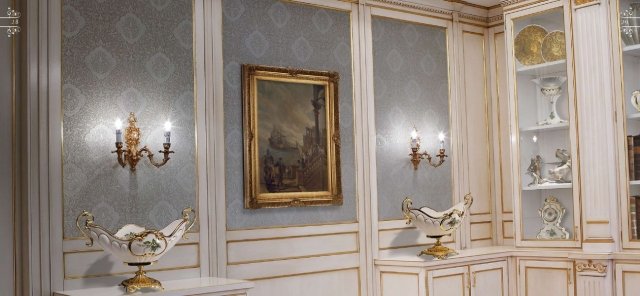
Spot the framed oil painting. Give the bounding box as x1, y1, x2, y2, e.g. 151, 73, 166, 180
242, 64, 342, 209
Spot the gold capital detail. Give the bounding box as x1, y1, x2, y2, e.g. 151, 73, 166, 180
575, 260, 607, 274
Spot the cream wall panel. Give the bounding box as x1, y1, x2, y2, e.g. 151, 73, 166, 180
63, 268, 201, 291
491, 29, 511, 216
227, 252, 359, 280
380, 272, 419, 296
227, 232, 358, 265
63, 243, 199, 279
250, 268, 359, 296
572, 0, 618, 248
378, 227, 453, 250
225, 223, 358, 241
470, 222, 493, 242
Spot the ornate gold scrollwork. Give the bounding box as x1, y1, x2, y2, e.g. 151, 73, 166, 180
575, 260, 607, 274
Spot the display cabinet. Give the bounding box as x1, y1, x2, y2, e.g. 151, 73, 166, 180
612, 0, 640, 249
504, 0, 582, 247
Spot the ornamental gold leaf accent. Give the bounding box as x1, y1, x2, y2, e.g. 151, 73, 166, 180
575, 260, 607, 274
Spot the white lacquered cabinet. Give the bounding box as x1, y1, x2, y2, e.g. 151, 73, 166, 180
428, 266, 469, 296
426, 261, 508, 296
615, 263, 640, 295
504, 0, 582, 248
518, 260, 574, 296
470, 261, 508, 296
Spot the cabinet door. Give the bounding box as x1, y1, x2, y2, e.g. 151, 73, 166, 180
470, 261, 508, 296
518, 260, 574, 296
616, 263, 640, 296
428, 266, 469, 296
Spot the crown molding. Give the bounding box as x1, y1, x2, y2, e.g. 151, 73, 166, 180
368, 0, 504, 25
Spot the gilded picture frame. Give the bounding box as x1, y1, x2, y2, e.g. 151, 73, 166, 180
242, 64, 342, 209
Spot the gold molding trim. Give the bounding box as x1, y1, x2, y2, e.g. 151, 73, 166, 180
585, 220, 610, 224
575, 260, 607, 274
369, 0, 453, 16
226, 231, 358, 243
248, 267, 359, 281
573, 0, 597, 6
227, 250, 359, 266
583, 238, 614, 243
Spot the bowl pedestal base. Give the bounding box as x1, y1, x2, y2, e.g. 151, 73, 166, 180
121, 263, 163, 293
418, 236, 457, 260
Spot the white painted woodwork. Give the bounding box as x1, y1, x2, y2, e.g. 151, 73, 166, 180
615, 263, 640, 296
54, 277, 253, 296
227, 232, 358, 265
571, 0, 618, 250
518, 260, 574, 296
470, 261, 508, 296
575, 260, 610, 296
227, 253, 360, 281
459, 23, 495, 248
428, 266, 469, 296
251, 268, 360, 296
379, 271, 420, 296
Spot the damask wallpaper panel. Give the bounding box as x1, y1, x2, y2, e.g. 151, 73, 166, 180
223, 0, 357, 229
62, 0, 196, 237
371, 17, 453, 220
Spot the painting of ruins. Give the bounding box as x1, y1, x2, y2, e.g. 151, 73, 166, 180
242, 65, 342, 209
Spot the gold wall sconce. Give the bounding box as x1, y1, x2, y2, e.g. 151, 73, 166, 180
409, 127, 447, 170
112, 112, 174, 172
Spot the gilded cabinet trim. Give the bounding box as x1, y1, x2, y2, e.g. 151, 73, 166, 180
575, 261, 607, 274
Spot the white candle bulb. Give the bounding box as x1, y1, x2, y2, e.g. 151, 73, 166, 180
410, 128, 420, 149
164, 121, 172, 143
115, 118, 123, 143
438, 132, 445, 149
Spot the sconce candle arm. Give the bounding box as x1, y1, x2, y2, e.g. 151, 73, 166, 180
424, 148, 448, 168
138, 144, 174, 168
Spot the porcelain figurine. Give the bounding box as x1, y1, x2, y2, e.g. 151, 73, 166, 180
402, 193, 473, 260
527, 155, 546, 186
546, 149, 572, 183
76, 207, 197, 292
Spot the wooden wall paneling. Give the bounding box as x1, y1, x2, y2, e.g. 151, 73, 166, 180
488, 21, 512, 246
571, 0, 618, 251
459, 22, 495, 248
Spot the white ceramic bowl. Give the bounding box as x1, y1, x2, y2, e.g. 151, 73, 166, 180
402, 194, 473, 238
76, 208, 196, 264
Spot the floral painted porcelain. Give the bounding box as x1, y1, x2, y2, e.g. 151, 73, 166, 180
402, 193, 473, 259
76, 207, 196, 292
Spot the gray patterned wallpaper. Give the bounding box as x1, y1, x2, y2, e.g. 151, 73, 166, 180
62, 0, 196, 237
223, 0, 356, 229
372, 17, 453, 220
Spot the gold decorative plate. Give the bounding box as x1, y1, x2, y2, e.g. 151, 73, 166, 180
514, 24, 548, 66
542, 31, 566, 62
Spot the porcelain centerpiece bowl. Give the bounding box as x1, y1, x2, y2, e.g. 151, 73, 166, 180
76, 207, 196, 292
402, 193, 473, 259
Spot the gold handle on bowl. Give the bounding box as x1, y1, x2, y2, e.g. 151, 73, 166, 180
182, 207, 197, 238
75, 211, 95, 247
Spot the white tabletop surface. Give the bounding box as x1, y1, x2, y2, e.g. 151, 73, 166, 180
54, 277, 254, 296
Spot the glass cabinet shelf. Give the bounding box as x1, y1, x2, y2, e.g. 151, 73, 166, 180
506, 2, 580, 247
516, 59, 567, 76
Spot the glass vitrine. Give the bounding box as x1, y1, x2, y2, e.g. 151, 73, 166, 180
614, 0, 640, 247
505, 1, 581, 247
